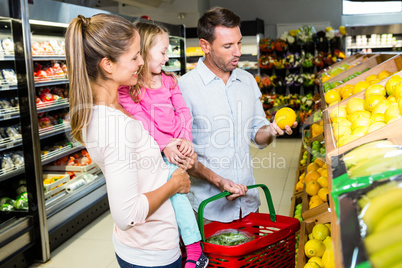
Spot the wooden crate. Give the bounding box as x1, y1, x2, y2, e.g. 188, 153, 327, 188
301, 183, 329, 221
318, 53, 377, 76
323, 71, 402, 161
294, 167, 306, 196
289, 191, 303, 217
320, 54, 401, 109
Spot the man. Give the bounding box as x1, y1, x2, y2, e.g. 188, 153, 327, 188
180, 7, 296, 223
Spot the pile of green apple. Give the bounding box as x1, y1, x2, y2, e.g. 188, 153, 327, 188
311, 140, 325, 162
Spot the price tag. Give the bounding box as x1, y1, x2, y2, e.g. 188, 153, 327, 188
3, 114, 11, 120
6, 142, 14, 149
1, 85, 10, 90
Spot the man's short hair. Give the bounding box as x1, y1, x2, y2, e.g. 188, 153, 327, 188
197, 7, 241, 43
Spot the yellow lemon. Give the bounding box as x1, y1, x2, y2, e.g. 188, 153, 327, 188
385, 74, 402, 96
365, 74, 378, 82
372, 99, 392, 114
364, 94, 386, 112
322, 73, 332, 83
352, 126, 369, 137
309, 195, 325, 209
370, 113, 386, 124
353, 81, 371, 95
367, 122, 386, 133
337, 135, 360, 147
304, 263, 321, 268
329, 106, 347, 122
317, 176, 328, 188
399, 97, 402, 115
325, 89, 341, 105
314, 158, 325, 167
305, 239, 326, 258
351, 116, 371, 130
340, 84, 354, 96
347, 110, 371, 121
332, 123, 351, 141
341, 86, 354, 100
312, 223, 331, 241
384, 103, 402, 123
377, 70, 392, 80
318, 188, 329, 202
274, 107, 297, 129
387, 94, 397, 103
305, 171, 321, 184
328, 100, 340, 107
307, 162, 320, 173
392, 82, 402, 100
346, 98, 365, 114
370, 79, 382, 85
365, 84, 386, 98
308, 257, 324, 268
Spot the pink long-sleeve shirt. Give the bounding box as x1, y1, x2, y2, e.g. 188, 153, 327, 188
118, 73, 192, 151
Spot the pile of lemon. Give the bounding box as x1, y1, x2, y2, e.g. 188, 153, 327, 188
303, 223, 335, 268
324, 70, 393, 106
303, 159, 329, 210
329, 73, 402, 147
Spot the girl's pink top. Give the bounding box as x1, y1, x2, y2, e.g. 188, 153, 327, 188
118, 73, 192, 151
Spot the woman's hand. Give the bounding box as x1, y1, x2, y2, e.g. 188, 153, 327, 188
163, 139, 186, 165
170, 168, 191, 194
178, 139, 194, 157
178, 152, 197, 171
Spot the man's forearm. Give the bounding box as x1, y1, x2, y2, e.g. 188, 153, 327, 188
188, 160, 222, 188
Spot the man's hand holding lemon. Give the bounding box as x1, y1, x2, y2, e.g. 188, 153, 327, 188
272, 107, 298, 136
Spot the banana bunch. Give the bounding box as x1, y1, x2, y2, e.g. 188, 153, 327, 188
341, 140, 402, 178
360, 183, 402, 267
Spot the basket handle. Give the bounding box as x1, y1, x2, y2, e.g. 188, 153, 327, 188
197, 184, 276, 242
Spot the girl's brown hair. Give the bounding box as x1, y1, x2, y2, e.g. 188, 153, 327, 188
130, 21, 176, 103
65, 13, 137, 144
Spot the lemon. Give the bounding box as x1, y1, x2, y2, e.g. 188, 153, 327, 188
325, 90, 341, 105
312, 223, 330, 241
308, 233, 314, 240
370, 79, 381, 85
351, 116, 371, 130
370, 113, 385, 123
387, 94, 397, 103
306, 181, 321, 196
332, 123, 351, 141
309, 195, 324, 209
304, 262, 321, 268
317, 188, 329, 202
352, 126, 369, 137
367, 122, 386, 133
365, 74, 378, 82
364, 94, 386, 112
385, 74, 402, 96
341, 86, 354, 100
365, 84, 386, 98
304, 239, 326, 258
307, 162, 319, 173
399, 97, 402, 115
347, 110, 371, 122
384, 103, 402, 123
337, 135, 360, 147
317, 177, 328, 188
325, 224, 332, 236
392, 82, 402, 100
329, 106, 347, 122
372, 99, 392, 114
346, 97, 365, 114
378, 70, 392, 80
308, 257, 324, 268
353, 81, 371, 95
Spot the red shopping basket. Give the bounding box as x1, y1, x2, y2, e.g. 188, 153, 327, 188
197, 184, 300, 268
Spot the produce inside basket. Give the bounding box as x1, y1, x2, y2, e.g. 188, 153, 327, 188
206, 229, 255, 246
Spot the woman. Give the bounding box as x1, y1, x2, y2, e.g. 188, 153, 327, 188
65, 13, 192, 268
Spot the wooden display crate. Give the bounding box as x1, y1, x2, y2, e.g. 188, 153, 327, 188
43, 173, 70, 200
320, 54, 400, 109
323, 71, 402, 161
301, 183, 330, 221
289, 191, 303, 217
318, 53, 377, 76
294, 167, 306, 196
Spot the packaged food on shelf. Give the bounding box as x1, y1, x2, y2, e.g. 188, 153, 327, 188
1, 38, 14, 55
1, 69, 17, 85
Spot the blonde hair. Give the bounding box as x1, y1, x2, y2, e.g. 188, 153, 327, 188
130, 21, 177, 102
65, 13, 137, 144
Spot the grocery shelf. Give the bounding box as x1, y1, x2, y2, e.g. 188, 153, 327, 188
0, 55, 15, 61
37, 99, 69, 113
38, 123, 71, 140
0, 166, 25, 183
0, 84, 18, 91
33, 55, 66, 61
34, 79, 69, 87
41, 143, 84, 166
0, 137, 22, 152
0, 107, 20, 121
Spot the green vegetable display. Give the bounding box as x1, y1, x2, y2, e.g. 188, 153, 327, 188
206, 229, 254, 246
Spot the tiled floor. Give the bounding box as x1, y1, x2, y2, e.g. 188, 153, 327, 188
30, 138, 301, 268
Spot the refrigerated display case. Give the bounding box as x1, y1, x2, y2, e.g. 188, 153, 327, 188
2, 0, 188, 267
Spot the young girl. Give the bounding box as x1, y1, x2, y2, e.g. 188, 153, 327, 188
66, 14, 191, 268
118, 21, 208, 268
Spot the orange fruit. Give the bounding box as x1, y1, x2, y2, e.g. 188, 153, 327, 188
307, 162, 319, 173
325, 90, 341, 105
305, 171, 321, 184
365, 84, 386, 98
274, 107, 296, 129
364, 94, 386, 112
309, 195, 325, 209
346, 98, 365, 114
353, 81, 371, 95
318, 188, 329, 202
306, 181, 322, 196
314, 158, 325, 167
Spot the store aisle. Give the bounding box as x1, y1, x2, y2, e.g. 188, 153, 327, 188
30, 138, 301, 268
